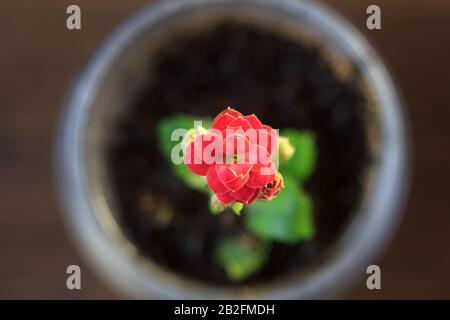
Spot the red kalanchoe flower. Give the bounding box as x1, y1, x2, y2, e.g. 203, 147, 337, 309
184, 107, 283, 205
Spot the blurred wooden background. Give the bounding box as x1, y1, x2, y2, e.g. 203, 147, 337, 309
0, 0, 449, 299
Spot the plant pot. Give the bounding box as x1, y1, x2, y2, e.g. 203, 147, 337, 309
57, 0, 410, 299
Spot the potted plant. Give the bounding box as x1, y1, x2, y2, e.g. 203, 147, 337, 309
57, 0, 409, 299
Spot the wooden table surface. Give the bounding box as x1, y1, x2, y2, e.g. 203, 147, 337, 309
0, 0, 449, 299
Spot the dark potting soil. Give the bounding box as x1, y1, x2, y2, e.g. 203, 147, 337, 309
107, 22, 369, 285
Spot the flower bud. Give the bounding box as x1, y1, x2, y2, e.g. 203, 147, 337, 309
182, 126, 208, 151
210, 194, 227, 214
278, 136, 295, 163
259, 172, 284, 201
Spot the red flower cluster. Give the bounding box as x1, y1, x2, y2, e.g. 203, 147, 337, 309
184, 108, 284, 205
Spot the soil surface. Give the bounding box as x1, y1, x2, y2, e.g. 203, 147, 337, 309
107, 22, 369, 285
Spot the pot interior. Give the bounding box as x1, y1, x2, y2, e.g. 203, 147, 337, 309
82, 4, 379, 292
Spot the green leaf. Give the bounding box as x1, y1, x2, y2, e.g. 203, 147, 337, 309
244, 176, 315, 244
156, 114, 194, 160
295, 191, 315, 240
214, 236, 271, 282
173, 163, 208, 191
230, 202, 244, 216
156, 114, 212, 192
279, 129, 317, 183
201, 118, 213, 130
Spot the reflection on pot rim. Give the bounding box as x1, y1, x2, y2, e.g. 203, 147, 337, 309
56, 0, 410, 299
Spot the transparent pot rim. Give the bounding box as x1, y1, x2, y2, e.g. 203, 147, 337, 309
56, 0, 410, 299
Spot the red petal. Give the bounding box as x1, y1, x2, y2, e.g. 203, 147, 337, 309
206, 166, 229, 195
216, 191, 235, 205
216, 163, 252, 183
223, 176, 249, 192
225, 175, 249, 191
259, 161, 276, 181
223, 131, 250, 158
259, 125, 278, 155
185, 158, 210, 175
244, 114, 263, 130
211, 113, 236, 131
246, 165, 271, 188
228, 117, 252, 132
184, 141, 209, 176
230, 186, 260, 204
246, 144, 272, 166
245, 144, 276, 187
184, 133, 220, 176
201, 132, 224, 164
222, 107, 243, 118
247, 188, 262, 204
211, 108, 243, 131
